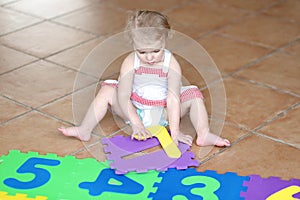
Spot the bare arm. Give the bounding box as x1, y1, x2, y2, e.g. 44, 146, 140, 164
118, 53, 151, 139
167, 55, 181, 133
167, 55, 193, 145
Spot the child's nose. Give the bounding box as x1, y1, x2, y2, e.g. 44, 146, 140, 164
146, 53, 153, 61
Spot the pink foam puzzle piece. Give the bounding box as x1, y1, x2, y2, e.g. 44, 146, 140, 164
102, 135, 199, 174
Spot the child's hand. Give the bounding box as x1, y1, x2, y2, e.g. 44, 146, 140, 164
131, 124, 152, 140
171, 130, 193, 146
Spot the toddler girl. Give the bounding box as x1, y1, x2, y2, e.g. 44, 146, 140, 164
59, 10, 230, 147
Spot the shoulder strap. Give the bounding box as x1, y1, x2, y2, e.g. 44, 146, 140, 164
163, 49, 171, 73
134, 52, 140, 69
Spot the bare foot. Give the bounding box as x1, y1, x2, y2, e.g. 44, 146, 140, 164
196, 132, 230, 147
58, 126, 91, 141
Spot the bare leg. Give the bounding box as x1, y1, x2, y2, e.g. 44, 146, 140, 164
181, 98, 230, 147
58, 85, 125, 141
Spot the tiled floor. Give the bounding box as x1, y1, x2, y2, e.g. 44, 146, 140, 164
0, 0, 299, 181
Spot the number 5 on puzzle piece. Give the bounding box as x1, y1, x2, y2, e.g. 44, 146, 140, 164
134, 126, 181, 158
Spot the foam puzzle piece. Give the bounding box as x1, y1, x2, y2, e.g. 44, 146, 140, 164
102, 135, 199, 174
148, 168, 249, 200
0, 150, 162, 200
0, 191, 47, 200
240, 174, 300, 200
134, 126, 181, 158
148, 126, 181, 158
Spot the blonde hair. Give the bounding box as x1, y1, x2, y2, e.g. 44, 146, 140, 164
125, 10, 171, 45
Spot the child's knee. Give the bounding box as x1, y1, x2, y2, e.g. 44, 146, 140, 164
180, 87, 204, 103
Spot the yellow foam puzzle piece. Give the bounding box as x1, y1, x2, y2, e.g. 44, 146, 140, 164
135, 126, 181, 158
0, 191, 48, 200
266, 185, 300, 200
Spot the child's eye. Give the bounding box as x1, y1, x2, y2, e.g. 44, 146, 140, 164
138, 51, 146, 54
153, 49, 161, 53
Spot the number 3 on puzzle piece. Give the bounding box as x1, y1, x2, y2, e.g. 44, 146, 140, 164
134, 126, 181, 159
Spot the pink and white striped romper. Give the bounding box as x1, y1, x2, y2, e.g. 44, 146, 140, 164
102, 49, 203, 127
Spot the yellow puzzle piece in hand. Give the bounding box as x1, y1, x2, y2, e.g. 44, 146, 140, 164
145, 126, 182, 158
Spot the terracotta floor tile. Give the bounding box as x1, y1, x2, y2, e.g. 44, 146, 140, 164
171, 23, 206, 39
169, 40, 224, 88
0, 7, 41, 35
47, 38, 103, 71
40, 92, 122, 138
175, 54, 206, 88
236, 51, 300, 95
203, 77, 299, 130
219, 14, 300, 48
108, 0, 188, 12
0, 96, 30, 124
284, 40, 300, 56
73, 141, 107, 162
264, 0, 300, 22
39, 94, 73, 124
198, 134, 300, 179
0, 22, 94, 58
4, 0, 92, 19
214, 0, 279, 11
0, 111, 99, 156
179, 114, 248, 161
167, 1, 248, 37
0, 60, 97, 108
54, 4, 127, 36
41, 84, 124, 137
102, 53, 127, 80
0, 45, 37, 74
198, 34, 271, 74
257, 104, 300, 148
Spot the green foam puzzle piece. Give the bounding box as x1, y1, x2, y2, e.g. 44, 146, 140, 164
0, 150, 161, 200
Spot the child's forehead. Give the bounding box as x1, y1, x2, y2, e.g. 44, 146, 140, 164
133, 39, 164, 50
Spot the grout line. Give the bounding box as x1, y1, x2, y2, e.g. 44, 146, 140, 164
0, 20, 45, 38
0, 94, 32, 109
0, 95, 34, 125
252, 131, 300, 150
35, 81, 99, 110
40, 35, 100, 59
199, 132, 253, 164
0, 4, 44, 20
48, 20, 100, 37
215, 33, 276, 50
34, 109, 74, 126
0, 110, 33, 126
0, 43, 42, 58
0, 59, 39, 76
253, 102, 300, 132
232, 75, 300, 98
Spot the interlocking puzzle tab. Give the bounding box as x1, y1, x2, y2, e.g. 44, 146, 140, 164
241, 174, 300, 200
0, 191, 47, 200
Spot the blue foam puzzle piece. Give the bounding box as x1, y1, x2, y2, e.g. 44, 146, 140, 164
148, 168, 249, 200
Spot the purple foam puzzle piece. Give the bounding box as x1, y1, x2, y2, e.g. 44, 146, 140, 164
102, 135, 199, 174
240, 174, 300, 200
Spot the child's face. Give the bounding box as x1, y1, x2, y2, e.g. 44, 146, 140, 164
133, 37, 165, 66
